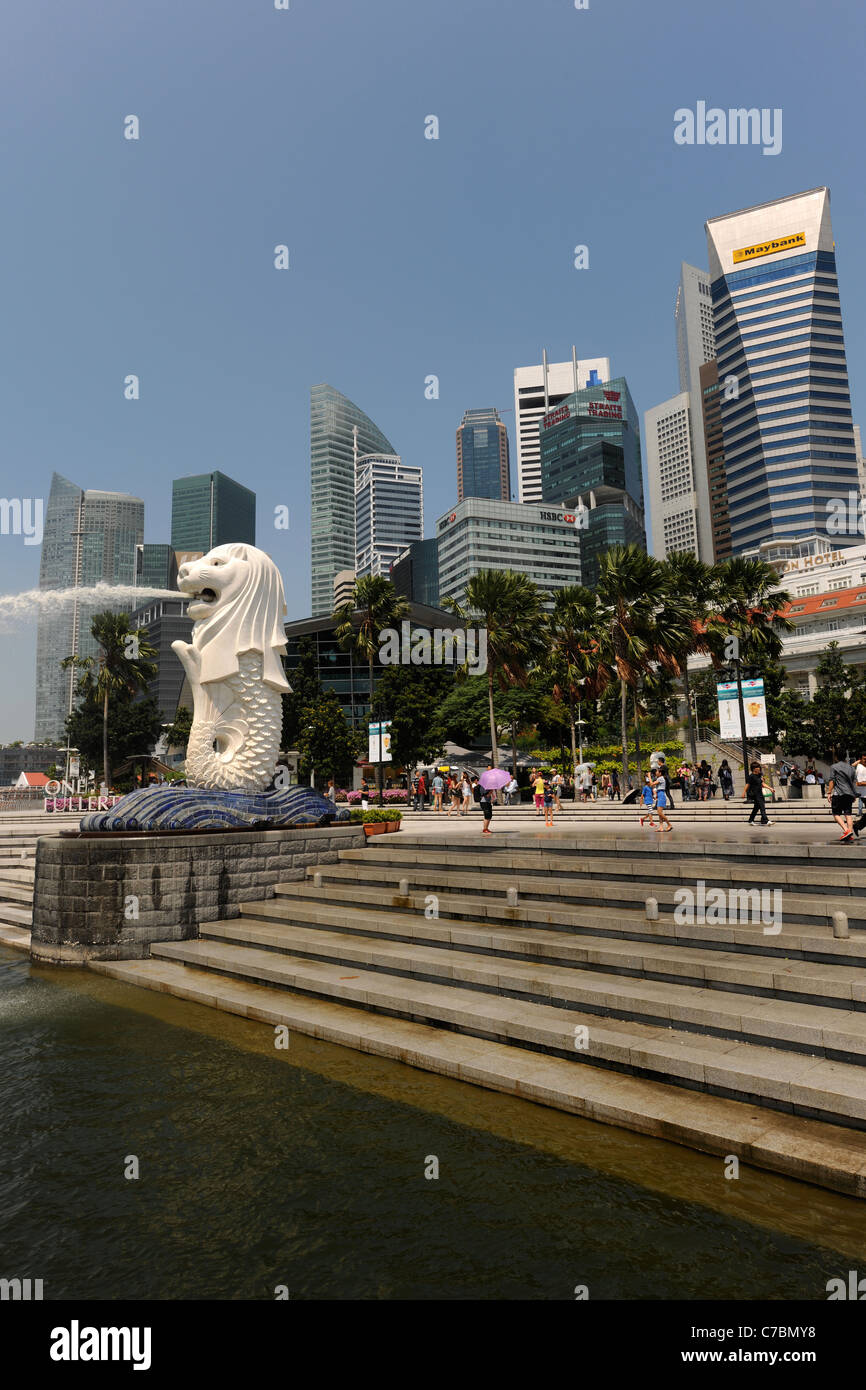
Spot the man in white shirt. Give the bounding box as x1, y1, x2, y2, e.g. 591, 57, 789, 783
855, 755, 866, 816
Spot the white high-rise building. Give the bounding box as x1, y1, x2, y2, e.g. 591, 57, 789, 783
670, 262, 717, 559
513, 349, 611, 503
645, 392, 700, 558
355, 454, 423, 580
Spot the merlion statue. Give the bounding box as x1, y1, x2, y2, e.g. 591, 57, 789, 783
172, 543, 291, 791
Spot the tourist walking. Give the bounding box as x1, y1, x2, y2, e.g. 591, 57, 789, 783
326, 779, 336, 806
652, 767, 672, 832
447, 774, 460, 817
743, 761, 771, 826
543, 777, 555, 827
552, 769, 564, 812
827, 756, 857, 843
479, 784, 494, 834
460, 773, 472, 816
533, 769, 545, 815
855, 754, 866, 817
431, 771, 444, 813
718, 760, 734, 800
610, 768, 620, 801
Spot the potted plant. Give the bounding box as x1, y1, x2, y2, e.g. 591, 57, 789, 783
361, 808, 402, 836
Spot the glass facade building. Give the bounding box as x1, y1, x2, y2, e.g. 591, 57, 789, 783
130, 598, 193, 724
699, 360, 732, 560
310, 384, 398, 616
34, 473, 144, 741
170, 471, 256, 554
456, 408, 511, 501
355, 454, 423, 580
705, 188, 858, 554
390, 537, 440, 608
538, 376, 645, 587
135, 544, 178, 593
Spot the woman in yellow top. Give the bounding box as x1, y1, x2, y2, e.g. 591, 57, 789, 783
533, 773, 545, 815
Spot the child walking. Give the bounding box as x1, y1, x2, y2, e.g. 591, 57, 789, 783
543, 777, 555, 827
652, 767, 672, 833
639, 771, 656, 828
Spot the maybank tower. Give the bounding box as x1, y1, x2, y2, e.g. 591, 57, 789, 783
705, 188, 858, 557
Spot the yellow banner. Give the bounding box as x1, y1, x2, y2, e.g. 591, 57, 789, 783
733, 231, 806, 264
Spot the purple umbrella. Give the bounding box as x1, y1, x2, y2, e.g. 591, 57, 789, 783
480, 768, 511, 790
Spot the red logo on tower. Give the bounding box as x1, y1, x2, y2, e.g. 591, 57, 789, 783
603, 390, 621, 402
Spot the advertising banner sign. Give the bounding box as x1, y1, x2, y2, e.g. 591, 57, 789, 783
368, 720, 392, 763
716, 679, 768, 739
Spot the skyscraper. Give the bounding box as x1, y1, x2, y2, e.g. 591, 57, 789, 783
705, 187, 858, 555
667, 263, 717, 559
310, 384, 398, 616
538, 377, 645, 588
135, 544, 178, 593
513, 350, 611, 503
170, 471, 256, 553
34, 473, 144, 741
645, 392, 700, 558
700, 360, 733, 560
355, 455, 423, 580
456, 407, 511, 501
390, 538, 440, 608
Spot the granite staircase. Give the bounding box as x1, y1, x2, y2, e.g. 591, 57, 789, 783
92, 831, 866, 1196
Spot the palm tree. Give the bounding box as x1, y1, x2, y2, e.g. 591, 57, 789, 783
545, 585, 610, 774
441, 569, 546, 768
709, 557, 793, 768
333, 574, 409, 799
61, 611, 158, 789
593, 546, 692, 786
658, 551, 719, 762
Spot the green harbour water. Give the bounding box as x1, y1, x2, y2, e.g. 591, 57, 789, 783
1, 944, 864, 1301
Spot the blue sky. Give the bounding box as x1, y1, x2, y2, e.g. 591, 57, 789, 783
1, 0, 864, 740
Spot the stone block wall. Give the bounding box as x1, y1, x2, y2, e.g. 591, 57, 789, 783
30, 824, 365, 965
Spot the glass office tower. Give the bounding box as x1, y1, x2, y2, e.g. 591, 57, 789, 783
538, 376, 645, 587
390, 537, 440, 608
170, 471, 256, 553
705, 188, 858, 554
34, 473, 144, 741
310, 384, 399, 616
135, 543, 178, 592
456, 407, 511, 501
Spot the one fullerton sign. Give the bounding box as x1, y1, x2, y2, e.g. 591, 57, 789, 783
732, 231, 806, 265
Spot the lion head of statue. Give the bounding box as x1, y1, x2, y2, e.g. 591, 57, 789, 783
176, 543, 290, 692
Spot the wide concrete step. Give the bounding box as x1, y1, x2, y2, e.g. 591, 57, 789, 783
0, 881, 35, 904
346, 839, 866, 895
0, 903, 32, 928
210, 897, 866, 988
198, 917, 866, 1057
323, 851, 866, 899
86, 955, 866, 1198
278, 875, 866, 936
149, 937, 866, 1128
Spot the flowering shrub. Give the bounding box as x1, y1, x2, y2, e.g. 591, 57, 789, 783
335, 788, 409, 805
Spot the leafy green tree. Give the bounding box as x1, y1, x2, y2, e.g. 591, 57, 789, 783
374, 663, 454, 769
65, 692, 164, 786
281, 637, 322, 750
163, 704, 192, 753
809, 643, 859, 761
297, 691, 358, 786
334, 575, 409, 796
61, 611, 158, 787
441, 569, 546, 767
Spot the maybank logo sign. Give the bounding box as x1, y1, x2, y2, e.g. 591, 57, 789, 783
733, 231, 806, 264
